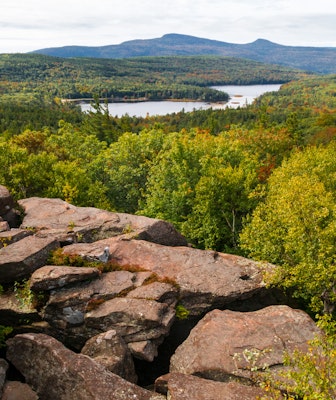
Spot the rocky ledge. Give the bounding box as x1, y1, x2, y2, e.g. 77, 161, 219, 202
0, 185, 321, 399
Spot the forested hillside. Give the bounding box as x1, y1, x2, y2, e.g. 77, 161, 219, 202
0, 53, 306, 104
2, 54, 336, 394
32, 33, 336, 74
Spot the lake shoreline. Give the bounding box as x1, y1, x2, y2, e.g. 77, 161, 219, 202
79, 84, 282, 117
61, 97, 227, 105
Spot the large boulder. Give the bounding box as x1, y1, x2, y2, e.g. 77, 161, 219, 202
42, 270, 136, 346
18, 197, 187, 246
39, 270, 176, 357
170, 305, 320, 382
85, 297, 175, 348
81, 330, 138, 383
0, 236, 59, 284
62, 237, 267, 315
165, 373, 266, 400
6, 333, 165, 400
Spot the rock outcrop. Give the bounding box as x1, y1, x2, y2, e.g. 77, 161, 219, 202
61, 237, 268, 315
0, 190, 324, 399
18, 197, 188, 246
170, 306, 320, 382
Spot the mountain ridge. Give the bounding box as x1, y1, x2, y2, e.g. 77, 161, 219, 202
31, 33, 336, 74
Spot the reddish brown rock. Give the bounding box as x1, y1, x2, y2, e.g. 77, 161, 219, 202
18, 196, 187, 246
62, 238, 266, 315
42, 270, 137, 347
30, 265, 101, 291
0, 236, 59, 283
6, 333, 165, 400
81, 330, 137, 383
167, 373, 267, 400
1, 381, 39, 400
0, 220, 9, 232
128, 340, 162, 362
85, 297, 175, 344
127, 282, 179, 307
170, 305, 320, 382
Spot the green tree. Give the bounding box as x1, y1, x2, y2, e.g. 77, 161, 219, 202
103, 128, 166, 213
183, 157, 258, 251
240, 142, 336, 314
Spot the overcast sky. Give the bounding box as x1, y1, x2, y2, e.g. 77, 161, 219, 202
2, 0, 336, 53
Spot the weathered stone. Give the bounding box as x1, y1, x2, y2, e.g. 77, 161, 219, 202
41, 270, 137, 348
62, 238, 267, 315
128, 340, 161, 362
30, 265, 101, 291
127, 282, 179, 307
44, 270, 135, 314
18, 196, 187, 246
167, 373, 267, 400
6, 333, 165, 400
85, 297, 175, 344
0, 236, 59, 284
0, 229, 33, 249
0, 359, 8, 396
0, 221, 9, 232
170, 305, 320, 382
1, 381, 39, 400
81, 330, 137, 383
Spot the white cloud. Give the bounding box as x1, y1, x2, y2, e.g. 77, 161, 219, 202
1, 0, 336, 52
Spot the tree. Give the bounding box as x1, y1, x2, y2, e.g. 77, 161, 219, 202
182, 158, 258, 251
141, 130, 259, 251
240, 142, 336, 314
103, 128, 166, 213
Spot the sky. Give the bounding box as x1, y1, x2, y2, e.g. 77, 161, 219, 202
2, 0, 336, 53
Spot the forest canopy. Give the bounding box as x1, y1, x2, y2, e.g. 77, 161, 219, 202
1, 53, 336, 319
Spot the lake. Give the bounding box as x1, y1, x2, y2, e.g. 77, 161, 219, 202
80, 84, 282, 117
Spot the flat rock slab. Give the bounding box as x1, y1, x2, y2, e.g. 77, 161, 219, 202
166, 373, 266, 400
170, 305, 320, 382
62, 238, 266, 315
0, 236, 59, 284
30, 265, 101, 291
127, 282, 179, 307
6, 333, 165, 400
85, 297, 175, 343
18, 197, 187, 246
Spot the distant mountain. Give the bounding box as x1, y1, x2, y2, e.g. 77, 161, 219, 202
32, 33, 336, 74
